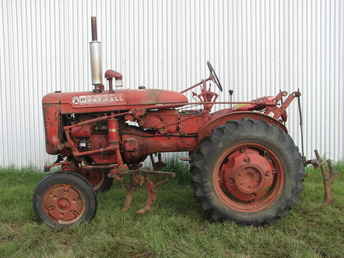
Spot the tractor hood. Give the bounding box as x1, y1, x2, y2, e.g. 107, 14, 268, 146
43, 89, 188, 108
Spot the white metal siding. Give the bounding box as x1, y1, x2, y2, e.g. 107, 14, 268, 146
0, 0, 343, 167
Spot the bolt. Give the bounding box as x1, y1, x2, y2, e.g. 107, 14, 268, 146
48, 205, 55, 211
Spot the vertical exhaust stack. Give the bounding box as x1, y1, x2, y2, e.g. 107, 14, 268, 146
90, 17, 104, 92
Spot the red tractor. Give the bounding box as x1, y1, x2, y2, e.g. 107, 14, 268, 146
33, 17, 304, 228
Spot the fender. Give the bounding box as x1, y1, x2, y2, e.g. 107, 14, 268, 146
198, 111, 288, 142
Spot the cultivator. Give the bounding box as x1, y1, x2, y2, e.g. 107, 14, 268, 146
33, 17, 305, 228
120, 167, 175, 214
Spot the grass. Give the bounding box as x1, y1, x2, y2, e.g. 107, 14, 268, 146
0, 164, 344, 258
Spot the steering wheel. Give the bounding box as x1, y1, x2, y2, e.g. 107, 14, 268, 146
207, 61, 223, 92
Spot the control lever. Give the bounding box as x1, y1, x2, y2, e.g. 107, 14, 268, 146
229, 90, 234, 108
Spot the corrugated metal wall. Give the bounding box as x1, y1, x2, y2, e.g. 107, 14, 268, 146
0, 0, 343, 167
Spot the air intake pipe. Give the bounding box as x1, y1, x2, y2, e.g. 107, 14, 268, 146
90, 17, 104, 92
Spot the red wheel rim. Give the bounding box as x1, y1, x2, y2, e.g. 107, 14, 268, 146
213, 143, 285, 212
42, 184, 85, 224
80, 170, 105, 190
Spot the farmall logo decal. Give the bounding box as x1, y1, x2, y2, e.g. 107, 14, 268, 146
72, 94, 125, 105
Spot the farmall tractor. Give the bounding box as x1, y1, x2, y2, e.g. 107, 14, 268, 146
33, 17, 304, 228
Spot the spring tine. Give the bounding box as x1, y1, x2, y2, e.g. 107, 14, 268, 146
297, 89, 305, 160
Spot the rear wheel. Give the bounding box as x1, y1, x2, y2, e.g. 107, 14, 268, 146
33, 172, 97, 228
190, 119, 304, 225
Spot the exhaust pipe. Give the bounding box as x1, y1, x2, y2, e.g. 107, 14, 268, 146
90, 17, 103, 92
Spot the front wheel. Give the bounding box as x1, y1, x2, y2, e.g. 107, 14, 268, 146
78, 169, 113, 193
190, 119, 304, 225
33, 172, 97, 228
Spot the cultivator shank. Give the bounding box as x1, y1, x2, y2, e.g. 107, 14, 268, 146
118, 168, 175, 214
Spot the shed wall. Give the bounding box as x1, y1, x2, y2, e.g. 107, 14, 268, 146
0, 0, 343, 167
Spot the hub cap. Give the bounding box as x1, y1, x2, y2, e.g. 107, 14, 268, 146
213, 143, 285, 212
43, 184, 85, 224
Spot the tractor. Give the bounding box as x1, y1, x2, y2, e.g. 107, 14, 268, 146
33, 17, 304, 228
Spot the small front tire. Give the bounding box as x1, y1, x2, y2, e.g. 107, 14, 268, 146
33, 172, 97, 228
78, 169, 113, 193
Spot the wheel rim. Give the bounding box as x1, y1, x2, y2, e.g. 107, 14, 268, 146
213, 143, 285, 212
42, 184, 85, 224
80, 170, 105, 190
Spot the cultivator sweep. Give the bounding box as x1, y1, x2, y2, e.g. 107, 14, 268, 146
33, 17, 305, 228
120, 167, 175, 214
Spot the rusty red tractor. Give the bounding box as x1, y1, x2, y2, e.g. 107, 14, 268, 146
33, 17, 304, 228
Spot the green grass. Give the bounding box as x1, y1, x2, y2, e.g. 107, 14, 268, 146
0, 165, 344, 258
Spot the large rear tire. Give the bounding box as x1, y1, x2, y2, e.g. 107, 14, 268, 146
190, 118, 304, 225
33, 172, 97, 229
